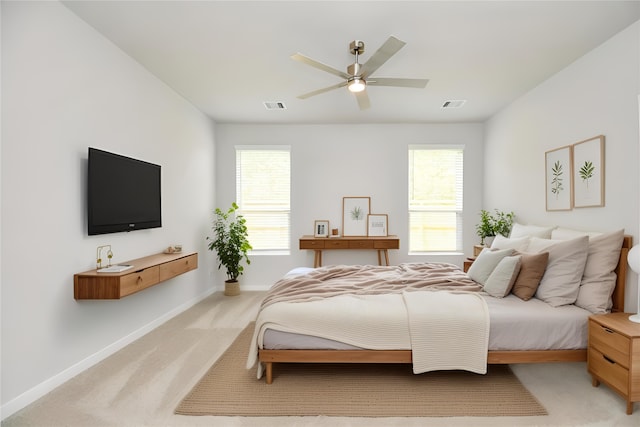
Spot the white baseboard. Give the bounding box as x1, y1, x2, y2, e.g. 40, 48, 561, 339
0, 288, 216, 421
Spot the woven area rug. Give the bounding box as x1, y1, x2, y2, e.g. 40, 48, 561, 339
175, 323, 547, 417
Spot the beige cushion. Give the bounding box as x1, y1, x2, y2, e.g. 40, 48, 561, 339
576, 229, 624, 313
529, 236, 589, 307
490, 235, 530, 251
483, 255, 521, 298
467, 248, 515, 286
511, 251, 549, 301
510, 223, 555, 239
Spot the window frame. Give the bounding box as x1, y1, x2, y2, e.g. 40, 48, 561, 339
235, 145, 291, 255
408, 144, 464, 254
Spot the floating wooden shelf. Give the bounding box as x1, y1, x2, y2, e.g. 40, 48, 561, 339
74, 251, 198, 300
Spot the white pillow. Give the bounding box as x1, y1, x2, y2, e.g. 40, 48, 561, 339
576, 229, 624, 313
467, 248, 515, 286
527, 237, 561, 252
491, 235, 530, 251
483, 255, 522, 298
551, 227, 603, 240
510, 222, 555, 239
529, 236, 589, 307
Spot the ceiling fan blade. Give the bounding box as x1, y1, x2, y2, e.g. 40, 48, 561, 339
297, 81, 348, 99
291, 53, 351, 80
360, 36, 406, 78
355, 90, 370, 110
368, 78, 429, 88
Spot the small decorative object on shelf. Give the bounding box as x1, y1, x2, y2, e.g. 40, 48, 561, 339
96, 244, 112, 269
164, 244, 183, 254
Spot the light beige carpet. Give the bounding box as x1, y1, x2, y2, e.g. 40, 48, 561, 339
175, 323, 547, 417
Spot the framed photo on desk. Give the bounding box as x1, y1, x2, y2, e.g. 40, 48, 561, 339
314, 220, 329, 237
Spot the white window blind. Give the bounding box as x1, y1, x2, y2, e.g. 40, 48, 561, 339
236, 146, 291, 252
408, 145, 463, 252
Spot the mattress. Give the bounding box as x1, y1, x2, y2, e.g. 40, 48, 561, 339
263, 293, 592, 351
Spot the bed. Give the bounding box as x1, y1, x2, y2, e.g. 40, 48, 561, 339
248, 229, 632, 384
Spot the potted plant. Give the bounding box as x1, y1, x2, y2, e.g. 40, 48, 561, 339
475, 209, 515, 246
207, 202, 252, 296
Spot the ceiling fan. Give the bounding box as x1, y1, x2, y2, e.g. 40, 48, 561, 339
291, 36, 429, 110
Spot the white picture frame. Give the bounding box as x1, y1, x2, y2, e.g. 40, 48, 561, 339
342, 197, 371, 237
314, 220, 330, 238
367, 214, 388, 237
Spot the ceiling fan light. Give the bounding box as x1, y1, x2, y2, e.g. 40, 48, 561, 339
348, 78, 366, 93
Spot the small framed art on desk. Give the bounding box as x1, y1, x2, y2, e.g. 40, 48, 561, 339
314, 220, 330, 237
342, 197, 370, 236
367, 214, 388, 236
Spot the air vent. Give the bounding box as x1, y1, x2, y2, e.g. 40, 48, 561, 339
441, 100, 467, 109
264, 101, 287, 110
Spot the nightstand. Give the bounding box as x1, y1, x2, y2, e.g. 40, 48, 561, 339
463, 257, 475, 273
588, 313, 640, 414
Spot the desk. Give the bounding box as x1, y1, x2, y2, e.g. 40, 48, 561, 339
299, 235, 400, 268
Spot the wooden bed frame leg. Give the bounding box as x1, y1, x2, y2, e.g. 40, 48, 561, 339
265, 362, 273, 384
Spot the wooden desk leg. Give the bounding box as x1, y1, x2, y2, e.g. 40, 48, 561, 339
384, 249, 390, 265
314, 250, 322, 268
377, 250, 382, 265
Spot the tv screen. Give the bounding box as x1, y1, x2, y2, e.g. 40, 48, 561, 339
88, 148, 162, 235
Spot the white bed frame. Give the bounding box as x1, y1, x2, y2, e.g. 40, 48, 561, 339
258, 236, 632, 384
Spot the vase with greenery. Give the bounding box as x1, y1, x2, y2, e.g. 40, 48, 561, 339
207, 202, 252, 296
475, 209, 515, 245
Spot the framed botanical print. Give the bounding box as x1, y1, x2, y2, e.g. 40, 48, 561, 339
342, 197, 371, 236
545, 145, 573, 211
573, 135, 604, 208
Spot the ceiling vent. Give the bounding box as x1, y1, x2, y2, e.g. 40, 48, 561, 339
441, 100, 467, 109
264, 101, 287, 110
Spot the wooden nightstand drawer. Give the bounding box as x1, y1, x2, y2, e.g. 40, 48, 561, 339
325, 240, 349, 249
590, 319, 630, 367
588, 313, 640, 414
349, 240, 374, 249
300, 240, 325, 249
589, 347, 629, 395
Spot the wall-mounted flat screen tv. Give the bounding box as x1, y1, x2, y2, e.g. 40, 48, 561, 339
88, 147, 162, 235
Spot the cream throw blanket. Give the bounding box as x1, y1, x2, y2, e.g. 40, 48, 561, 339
403, 290, 489, 374
247, 263, 489, 377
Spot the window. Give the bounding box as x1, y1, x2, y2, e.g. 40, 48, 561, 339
236, 146, 291, 253
408, 145, 463, 252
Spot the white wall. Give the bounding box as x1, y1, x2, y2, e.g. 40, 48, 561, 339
1, 1, 217, 416
215, 123, 484, 290
484, 21, 640, 312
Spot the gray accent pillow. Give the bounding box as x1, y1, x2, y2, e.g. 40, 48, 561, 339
483, 255, 522, 298
467, 247, 515, 286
